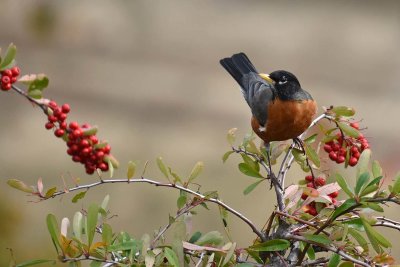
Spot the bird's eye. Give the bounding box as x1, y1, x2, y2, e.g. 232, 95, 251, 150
278, 76, 287, 85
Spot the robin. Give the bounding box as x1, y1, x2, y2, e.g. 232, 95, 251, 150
220, 53, 317, 147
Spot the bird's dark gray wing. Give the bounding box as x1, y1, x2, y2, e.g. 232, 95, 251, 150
241, 73, 276, 126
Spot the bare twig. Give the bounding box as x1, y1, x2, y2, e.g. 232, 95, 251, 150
48, 177, 266, 241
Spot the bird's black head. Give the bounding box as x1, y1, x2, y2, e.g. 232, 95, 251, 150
268, 70, 303, 100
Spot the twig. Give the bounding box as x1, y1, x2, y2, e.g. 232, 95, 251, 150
11, 84, 47, 113
286, 234, 371, 267
48, 177, 266, 241
301, 257, 329, 266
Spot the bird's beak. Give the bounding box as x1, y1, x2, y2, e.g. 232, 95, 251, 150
259, 73, 274, 84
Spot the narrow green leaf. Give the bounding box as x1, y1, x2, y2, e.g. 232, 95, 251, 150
16, 259, 56, 267
391, 172, 400, 194
226, 128, 237, 146
177, 194, 187, 209
86, 204, 99, 247
72, 212, 83, 241
106, 157, 114, 178
356, 149, 371, 178
222, 242, 236, 266
127, 161, 136, 180
0, 43, 16, 70
222, 151, 234, 163
372, 160, 382, 178
361, 218, 383, 253
348, 228, 368, 250
102, 223, 112, 245
169, 168, 182, 184
71, 191, 86, 203
246, 140, 260, 154
303, 234, 332, 245
27, 89, 43, 99
46, 214, 61, 253
188, 161, 204, 183
366, 176, 383, 187
238, 163, 263, 178
331, 198, 358, 220
331, 106, 355, 117
195, 231, 224, 246
327, 253, 340, 267
362, 215, 392, 248
90, 261, 101, 267
164, 247, 180, 267
355, 172, 370, 196
243, 179, 264, 195
364, 202, 384, 212
306, 243, 315, 260
248, 239, 290, 251
100, 194, 110, 211
337, 121, 360, 138
28, 74, 49, 92
7, 179, 34, 193
304, 133, 318, 144
44, 187, 57, 198
360, 184, 379, 197
188, 231, 202, 243
338, 262, 356, 267
304, 142, 320, 167
334, 173, 354, 197
156, 157, 169, 180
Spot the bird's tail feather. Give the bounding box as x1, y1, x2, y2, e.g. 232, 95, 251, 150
219, 53, 258, 86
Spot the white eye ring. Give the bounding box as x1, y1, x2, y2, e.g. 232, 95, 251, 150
278, 80, 287, 85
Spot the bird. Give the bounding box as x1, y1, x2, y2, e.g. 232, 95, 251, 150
220, 53, 317, 147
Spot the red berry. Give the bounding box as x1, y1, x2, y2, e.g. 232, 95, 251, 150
329, 151, 338, 161
89, 135, 98, 144
81, 147, 90, 156
96, 151, 105, 159
315, 177, 326, 186
1, 75, 10, 84
72, 155, 81, 162
53, 107, 62, 117
70, 144, 79, 153
58, 113, 67, 121
351, 146, 359, 154
72, 129, 83, 138
80, 139, 89, 147
86, 167, 95, 174
45, 122, 54, 129
308, 207, 318, 216
61, 104, 70, 113
301, 193, 308, 200
48, 101, 58, 109
98, 162, 109, 171
2, 69, 12, 77
54, 129, 65, 137
361, 143, 369, 150
323, 144, 332, 153
48, 115, 57, 123
357, 133, 364, 140
332, 143, 340, 152
329, 191, 339, 198
305, 175, 313, 182
1, 82, 11, 90
69, 121, 79, 130
67, 148, 74, 156
306, 182, 314, 188
81, 123, 91, 129
336, 155, 345, 164
350, 122, 359, 129
10, 76, 17, 83
349, 157, 358, 166
338, 147, 346, 156
11, 66, 20, 77
331, 198, 338, 205
103, 145, 111, 154
59, 121, 67, 129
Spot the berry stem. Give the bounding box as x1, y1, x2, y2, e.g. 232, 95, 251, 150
11, 84, 47, 113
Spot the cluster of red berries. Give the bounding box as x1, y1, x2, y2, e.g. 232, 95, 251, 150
323, 122, 369, 167
1, 66, 20, 91
45, 101, 111, 174
302, 175, 339, 216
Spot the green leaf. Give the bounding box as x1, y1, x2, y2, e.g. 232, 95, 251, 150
177, 194, 187, 209
100, 194, 110, 211
106, 157, 114, 178
222, 151, 234, 163
86, 204, 99, 247
238, 163, 263, 178
127, 161, 136, 180
156, 157, 170, 180
291, 148, 310, 172
16, 259, 56, 267
337, 121, 360, 138
243, 179, 264, 195
362, 215, 391, 249
306, 243, 315, 260
248, 239, 290, 251
360, 184, 379, 197
27, 89, 43, 99
331, 106, 355, 117
246, 140, 260, 154
331, 198, 358, 220
361, 218, 383, 253
304, 133, 318, 144
391, 172, 400, 194
364, 202, 384, 212
338, 262, 356, 267
102, 223, 112, 245
304, 142, 320, 168
188, 161, 204, 183
355, 172, 370, 196
334, 173, 354, 197
71, 191, 87, 203
164, 247, 180, 267
7, 179, 34, 193
222, 242, 236, 266
46, 214, 61, 253
303, 234, 332, 245
44, 187, 57, 198
348, 228, 368, 250
195, 231, 224, 246
327, 253, 340, 267
188, 231, 202, 243
372, 160, 382, 178
72, 212, 83, 241
227, 128, 237, 146
0, 43, 16, 70
90, 261, 101, 267
241, 154, 259, 172
356, 149, 371, 178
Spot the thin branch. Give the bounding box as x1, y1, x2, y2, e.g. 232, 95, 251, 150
301, 257, 329, 266
274, 211, 329, 235
11, 84, 47, 112
48, 177, 266, 241
286, 234, 371, 267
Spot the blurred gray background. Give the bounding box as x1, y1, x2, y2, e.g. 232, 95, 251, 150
0, 0, 400, 265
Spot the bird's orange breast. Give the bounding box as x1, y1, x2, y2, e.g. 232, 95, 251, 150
251, 99, 317, 143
